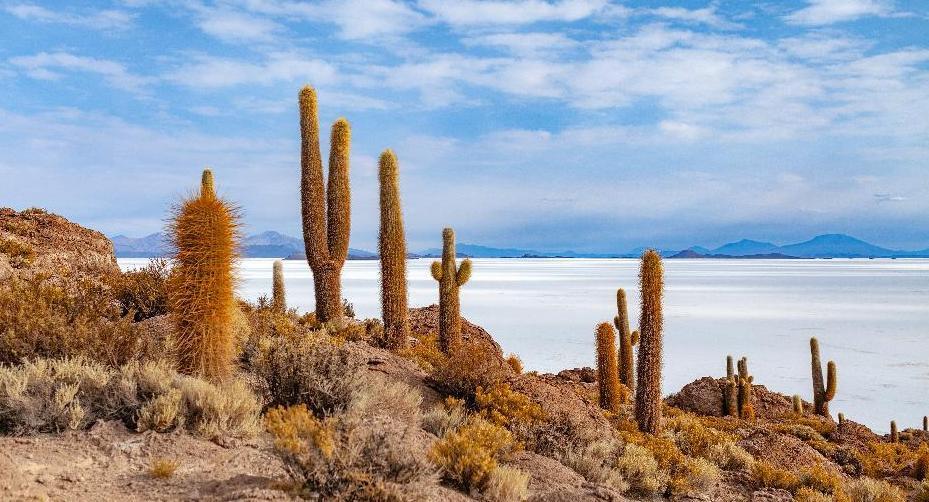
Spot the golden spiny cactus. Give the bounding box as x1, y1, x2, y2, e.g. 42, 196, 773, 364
737, 357, 755, 420
838, 413, 845, 425
272, 260, 286, 313
378, 149, 410, 350
810, 337, 837, 417
891, 421, 898, 443
924, 416, 927, 432
167, 168, 241, 381
596, 322, 621, 413
793, 395, 803, 415
431, 228, 472, 353
299, 85, 351, 322
723, 355, 738, 417
635, 249, 663, 434
614, 288, 638, 389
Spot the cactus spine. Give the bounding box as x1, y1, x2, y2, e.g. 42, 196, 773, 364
614, 288, 638, 389
793, 395, 803, 415
378, 149, 410, 350
272, 260, 286, 313
596, 322, 621, 413
299, 85, 351, 322
635, 250, 663, 434
167, 168, 240, 381
891, 421, 898, 443
810, 337, 837, 417
737, 357, 755, 420
723, 355, 738, 417
431, 228, 472, 353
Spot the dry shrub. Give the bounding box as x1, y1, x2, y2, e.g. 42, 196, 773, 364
347, 372, 423, 425
679, 457, 721, 495
505, 354, 523, 374
400, 332, 446, 372
560, 439, 629, 493
0, 236, 35, 267
429, 417, 519, 491
524, 410, 596, 458
913, 480, 929, 502
796, 486, 835, 502
914, 443, 929, 480
0, 275, 142, 366
845, 477, 904, 502
857, 442, 916, 478
113, 259, 170, 322
474, 384, 544, 430
266, 404, 435, 500
707, 441, 755, 471
423, 397, 468, 437
799, 464, 848, 502
615, 443, 668, 496
483, 465, 530, 501
430, 342, 510, 398
0, 357, 260, 438
751, 460, 799, 491
666, 412, 736, 458
149, 458, 179, 479
252, 334, 365, 414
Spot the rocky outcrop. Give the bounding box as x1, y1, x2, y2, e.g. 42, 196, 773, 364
410, 304, 504, 357
738, 429, 835, 472
0, 208, 119, 287
666, 377, 794, 419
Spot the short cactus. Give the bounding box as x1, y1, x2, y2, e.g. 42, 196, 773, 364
272, 260, 286, 313
810, 337, 837, 417
792, 395, 803, 415
299, 85, 351, 322
167, 168, 241, 381
595, 322, 621, 413
736, 357, 755, 420
431, 228, 472, 353
635, 249, 663, 434
614, 288, 638, 389
924, 416, 927, 432
838, 413, 845, 425
891, 421, 898, 443
378, 149, 411, 350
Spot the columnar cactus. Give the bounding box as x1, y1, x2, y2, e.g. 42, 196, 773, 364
723, 355, 738, 416
737, 357, 755, 420
924, 416, 927, 432
431, 228, 472, 353
272, 260, 286, 313
810, 337, 837, 417
635, 249, 663, 434
793, 395, 803, 415
891, 421, 899, 443
378, 149, 410, 350
614, 288, 638, 389
167, 168, 240, 381
838, 413, 846, 425
596, 322, 621, 413
299, 85, 351, 322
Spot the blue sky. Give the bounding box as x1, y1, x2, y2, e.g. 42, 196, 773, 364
1, 0, 927, 252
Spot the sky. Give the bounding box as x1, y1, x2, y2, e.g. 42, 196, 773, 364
0, 0, 927, 253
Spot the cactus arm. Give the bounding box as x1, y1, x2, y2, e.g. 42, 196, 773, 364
631, 330, 639, 345
201, 168, 215, 198
327, 118, 351, 266
430, 261, 442, 281
456, 259, 472, 286
613, 315, 622, 331
726, 355, 734, 379
825, 361, 837, 401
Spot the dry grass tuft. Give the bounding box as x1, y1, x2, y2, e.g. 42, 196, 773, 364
430, 342, 510, 399
912, 480, 929, 502
430, 417, 519, 491
751, 460, 799, 491
423, 397, 468, 438
845, 477, 904, 502
706, 441, 755, 471
483, 465, 530, 501
474, 383, 544, 430
857, 441, 916, 478
113, 258, 170, 322
505, 354, 523, 374
0, 236, 35, 267
560, 439, 629, 493
615, 443, 669, 496
149, 458, 179, 479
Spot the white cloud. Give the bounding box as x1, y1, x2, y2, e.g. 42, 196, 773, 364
228, 0, 428, 39
166, 52, 337, 88
645, 6, 743, 30
462, 32, 579, 56
196, 9, 281, 42
786, 0, 896, 26
419, 0, 607, 26
8, 52, 148, 91
4, 4, 133, 30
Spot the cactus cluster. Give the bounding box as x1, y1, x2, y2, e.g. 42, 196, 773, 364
635, 250, 663, 434
431, 228, 472, 353
299, 86, 352, 323
721, 355, 754, 419
595, 322, 621, 413
167, 168, 241, 382
614, 288, 639, 390
810, 337, 837, 418
378, 149, 411, 350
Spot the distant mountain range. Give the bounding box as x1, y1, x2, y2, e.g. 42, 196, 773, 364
111, 231, 929, 259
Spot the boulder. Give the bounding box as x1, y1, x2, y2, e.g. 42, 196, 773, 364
410, 304, 504, 357
666, 377, 795, 420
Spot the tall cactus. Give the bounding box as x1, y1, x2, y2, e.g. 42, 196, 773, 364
810, 337, 837, 417
299, 85, 351, 322
378, 149, 410, 350
737, 357, 755, 420
167, 168, 240, 381
793, 395, 803, 415
614, 288, 638, 389
596, 322, 621, 413
431, 228, 472, 353
635, 249, 663, 434
723, 355, 738, 416
272, 260, 286, 313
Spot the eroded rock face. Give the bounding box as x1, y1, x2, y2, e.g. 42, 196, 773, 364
0, 208, 119, 286
666, 377, 795, 420
738, 429, 835, 472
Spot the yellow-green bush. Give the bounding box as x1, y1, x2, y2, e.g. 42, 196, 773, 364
0, 236, 35, 268
857, 441, 916, 478
751, 460, 799, 491
475, 383, 544, 430
430, 342, 510, 398
798, 464, 848, 502
615, 443, 669, 496
430, 417, 519, 491
845, 477, 904, 502
400, 332, 446, 372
